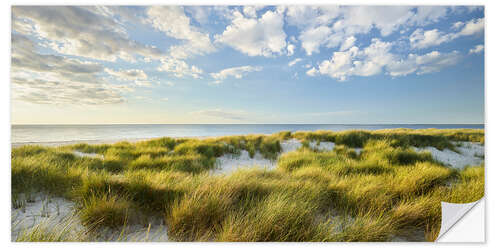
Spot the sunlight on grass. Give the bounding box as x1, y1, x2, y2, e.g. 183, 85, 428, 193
11, 128, 484, 242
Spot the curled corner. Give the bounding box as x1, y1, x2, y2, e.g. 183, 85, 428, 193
436, 198, 483, 241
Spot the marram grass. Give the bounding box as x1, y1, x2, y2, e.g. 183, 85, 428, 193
11, 128, 484, 242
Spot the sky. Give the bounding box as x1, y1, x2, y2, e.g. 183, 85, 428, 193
10, 5, 484, 124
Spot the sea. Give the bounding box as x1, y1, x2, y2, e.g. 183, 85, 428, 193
11, 124, 484, 146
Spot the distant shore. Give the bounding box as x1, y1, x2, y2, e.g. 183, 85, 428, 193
11, 124, 484, 149
11, 126, 485, 148
11, 136, 216, 148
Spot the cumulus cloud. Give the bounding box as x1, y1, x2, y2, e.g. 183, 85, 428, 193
157, 58, 204, 79
469, 44, 484, 54
184, 6, 211, 25
308, 39, 393, 81
12, 6, 163, 62
452, 21, 465, 30
190, 108, 247, 121
215, 9, 287, 57
458, 17, 484, 36
105, 68, 153, 86
340, 36, 356, 51
409, 28, 453, 49
288, 58, 303, 67
409, 17, 484, 49
210, 65, 263, 83
408, 6, 449, 26
388, 50, 462, 76
105, 68, 147, 81
146, 6, 215, 59
341, 6, 415, 36
286, 6, 454, 55
285, 6, 340, 28
299, 26, 332, 55
10, 5, 484, 104
287, 44, 295, 56
242, 6, 265, 18
308, 38, 462, 81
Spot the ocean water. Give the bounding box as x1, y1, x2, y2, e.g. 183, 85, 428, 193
11, 124, 484, 146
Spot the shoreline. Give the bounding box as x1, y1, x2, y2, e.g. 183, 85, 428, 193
10, 127, 485, 148
10, 135, 222, 148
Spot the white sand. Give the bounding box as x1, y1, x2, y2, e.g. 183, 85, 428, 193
413, 142, 484, 169
212, 139, 337, 175
354, 148, 363, 155
119, 224, 169, 242
11, 193, 170, 241
212, 139, 302, 175
309, 141, 336, 151
98, 219, 169, 242
211, 150, 276, 175
11, 193, 82, 240
73, 150, 104, 159
280, 138, 303, 153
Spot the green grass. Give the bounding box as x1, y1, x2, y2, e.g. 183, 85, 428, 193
11, 128, 484, 242
14, 215, 90, 242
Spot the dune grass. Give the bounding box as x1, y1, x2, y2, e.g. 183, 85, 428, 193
11, 128, 484, 242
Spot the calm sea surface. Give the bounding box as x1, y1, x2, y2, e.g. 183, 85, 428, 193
11, 124, 484, 145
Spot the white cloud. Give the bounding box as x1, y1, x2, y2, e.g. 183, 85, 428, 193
287, 6, 455, 55
157, 58, 204, 79
308, 38, 462, 80
409, 6, 449, 26
452, 21, 465, 30
11, 34, 130, 105
105, 68, 155, 87
341, 6, 415, 36
288, 58, 303, 67
306, 68, 318, 77
146, 6, 215, 59
458, 17, 484, 36
310, 39, 393, 81
215, 9, 287, 57
409, 28, 453, 49
469, 44, 484, 54
287, 44, 295, 56
413, 50, 462, 74
105, 68, 145, 80
210, 65, 263, 83
146, 7, 210, 80
299, 25, 332, 55
184, 6, 211, 24
388, 50, 462, 76
12, 6, 163, 62
409, 17, 484, 49
285, 6, 340, 28
340, 36, 356, 51
242, 6, 265, 18
12, 77, 126, 105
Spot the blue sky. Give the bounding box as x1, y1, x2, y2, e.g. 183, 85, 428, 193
11, 6, 484, 124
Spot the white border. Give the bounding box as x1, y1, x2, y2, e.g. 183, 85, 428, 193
2, 1, 498, 249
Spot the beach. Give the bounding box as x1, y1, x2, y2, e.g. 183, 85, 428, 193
11, 128, 485, 242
